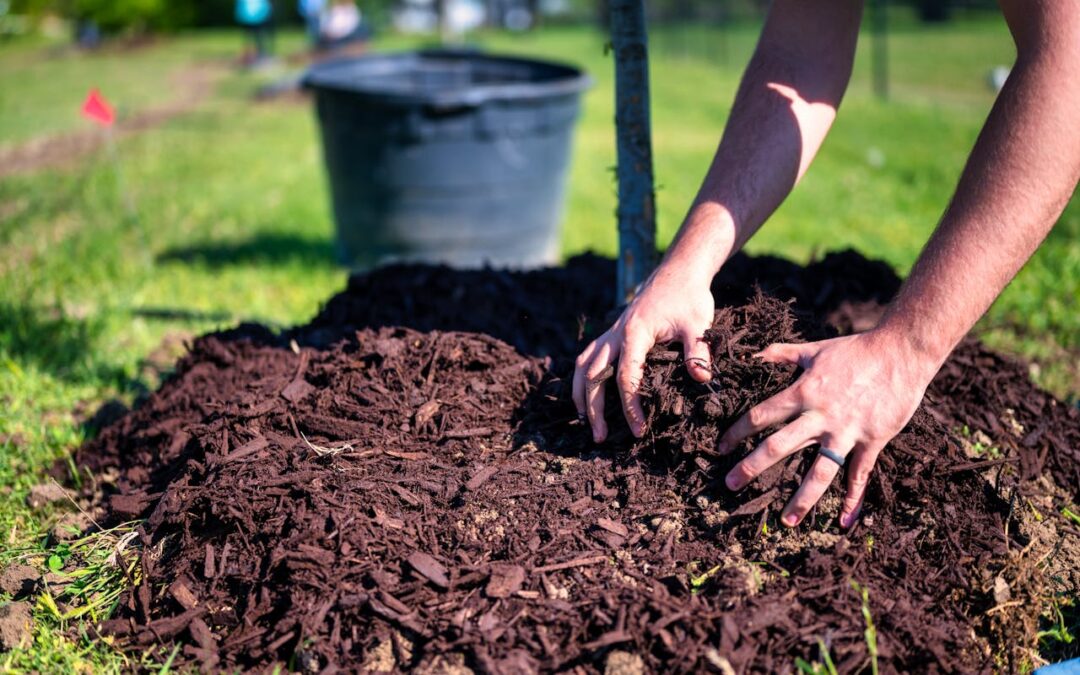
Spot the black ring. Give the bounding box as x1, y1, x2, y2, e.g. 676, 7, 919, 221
818, 447, 846, 467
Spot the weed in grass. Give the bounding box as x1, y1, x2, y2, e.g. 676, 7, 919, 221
795, 639, 839, 675
1038, 597, 1076, 647
1061, 507, 1080, 527
42, 523, 141, 624
851, 580, 880, 675
689, 563, 722, 593
153, 643, 183, 675
958, 424, 1004, 459
1, 522, 142, 672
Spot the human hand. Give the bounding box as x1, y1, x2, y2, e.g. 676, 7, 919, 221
718, 329, 940, 529
572, 262, 715, 442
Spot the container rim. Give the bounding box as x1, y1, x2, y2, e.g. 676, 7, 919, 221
302, 48, 592, 109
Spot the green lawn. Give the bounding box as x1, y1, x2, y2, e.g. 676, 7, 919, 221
0, 13, 1077, 670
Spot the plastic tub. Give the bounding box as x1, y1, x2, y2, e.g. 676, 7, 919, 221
303, 48, 590, 269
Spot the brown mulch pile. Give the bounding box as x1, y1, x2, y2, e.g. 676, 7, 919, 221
76, 252, 1079, 673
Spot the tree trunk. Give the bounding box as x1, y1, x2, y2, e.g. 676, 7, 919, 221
609, 0, 657, 305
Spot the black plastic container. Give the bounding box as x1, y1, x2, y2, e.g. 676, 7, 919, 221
303, 49, 590, 269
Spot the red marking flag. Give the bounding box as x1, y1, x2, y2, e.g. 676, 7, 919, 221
81, 89, 115, 127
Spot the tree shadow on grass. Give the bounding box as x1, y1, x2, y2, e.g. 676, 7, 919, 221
0, 301, 128, 387
156, 233, 336, 269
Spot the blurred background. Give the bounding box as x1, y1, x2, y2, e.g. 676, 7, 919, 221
0, 0, 1077, 666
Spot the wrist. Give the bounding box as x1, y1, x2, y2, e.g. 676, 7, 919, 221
864, 321, 948, 384
660, 202, 738, 284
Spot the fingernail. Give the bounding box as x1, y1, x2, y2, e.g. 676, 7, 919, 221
782, 513, 798, 527
841, 508, 860, 529
725, 473, 740, 491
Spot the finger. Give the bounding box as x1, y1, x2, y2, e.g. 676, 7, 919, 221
754, 342, 811, 365
725, 413, 823, 491
681, 326, 712, 383
572, 340, 599, 417
585, 340, 616, 443
617, 327, 653, 438
717, 388, 802, 455
781, 444, 849, 527
840, 442, 882, 529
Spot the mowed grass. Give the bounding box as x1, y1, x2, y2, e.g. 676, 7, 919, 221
0, 13, 1077, 669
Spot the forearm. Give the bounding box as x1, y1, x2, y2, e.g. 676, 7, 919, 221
662, 0, 863, 283
877, 35, 1080, 372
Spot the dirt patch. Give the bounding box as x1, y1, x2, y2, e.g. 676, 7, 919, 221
0, 564, 41, 599
25, 481, 72, 509
0, 601, 33, 651
0, 64, 222, 179
75, 251, 1078, 672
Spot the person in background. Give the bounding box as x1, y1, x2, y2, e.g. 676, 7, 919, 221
320, 0, 365, 50
298, 0, 326, 47
236, 0, 274, 64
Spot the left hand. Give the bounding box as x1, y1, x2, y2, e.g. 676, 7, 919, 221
717, 328, 940, 529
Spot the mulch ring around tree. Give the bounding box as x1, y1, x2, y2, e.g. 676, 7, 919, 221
73, 252, 1079, 673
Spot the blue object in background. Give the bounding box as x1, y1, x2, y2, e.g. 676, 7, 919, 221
298, 0, 326, 44
236, 0, 272, 25
1037, 659, 1080, 675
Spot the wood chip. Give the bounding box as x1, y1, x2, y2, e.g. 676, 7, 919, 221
465, 465, 499, 491
385, 450, 431, 461
486, 564, 526, 598
407, 551, 450, 589
596, 517, 629, 537
414, 400, 441, 427
168, 578, 199, 610
445, 427, 493, 440
730, 488, 779, 517
532, 555, 608, 574
220, 435, 268, 464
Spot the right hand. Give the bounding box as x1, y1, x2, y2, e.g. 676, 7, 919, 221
572, 263, 715, 442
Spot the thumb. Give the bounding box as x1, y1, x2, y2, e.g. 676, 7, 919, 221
755, 342, 814, 365
681, 327, 712, 383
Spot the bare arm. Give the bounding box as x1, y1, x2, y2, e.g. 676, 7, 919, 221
667, 0, 863, 282
879, 0, 1080, 369
721, 0, 1080, 529
574, 0, 863, 441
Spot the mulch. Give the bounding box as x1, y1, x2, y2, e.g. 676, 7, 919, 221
75, 251, 1079, 673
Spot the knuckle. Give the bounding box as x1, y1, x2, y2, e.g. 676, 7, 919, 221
761, 438, 784, 460
851, 466, 873, 487
747, 406, 768, 428
623, 321, 650, 344
810, 462, 835, 485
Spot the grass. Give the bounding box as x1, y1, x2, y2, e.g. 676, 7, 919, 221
0, 9, 1077, 668
795, 641, 839, 675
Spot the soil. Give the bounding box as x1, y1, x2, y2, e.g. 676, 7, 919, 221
0, 564, 41, 599
74, 251, 1079, 673
0, 601, 33, 652
25, 481, 73, 509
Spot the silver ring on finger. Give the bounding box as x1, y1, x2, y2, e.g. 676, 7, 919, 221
818, 446, 847, 467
